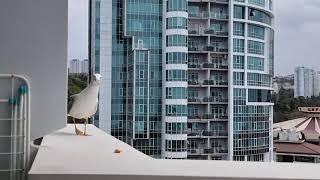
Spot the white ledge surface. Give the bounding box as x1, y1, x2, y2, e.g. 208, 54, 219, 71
29, 125, 320, 180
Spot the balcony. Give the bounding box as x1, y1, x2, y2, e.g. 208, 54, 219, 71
203, 63, 228, 70
203, 46, 228, 53
210, 13, 229, 20
188, 80, 201, 86
188, 28, 228, 37
203, 96, 228, 104
202, 114, 228, 120
188, 63, 228, 71
188, 97, 202, 103
188, 63, 202, 69
189, 12, 209, 19
210, 0, 229, 4
204, 148, 228, 154
188, 130, 228, 138
187, 148, 204, 155
204, 29, 228, 37
203, 80, 228, 86
188, 46, 207, 53
203, 130, 228, 137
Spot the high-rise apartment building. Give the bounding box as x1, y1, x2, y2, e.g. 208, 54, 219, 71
294, 67, 320, 97
91, 0, 274, 161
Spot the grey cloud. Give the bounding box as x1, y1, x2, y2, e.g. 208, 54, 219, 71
275, 0, 320, 75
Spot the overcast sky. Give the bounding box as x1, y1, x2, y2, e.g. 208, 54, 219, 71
68, 0, 320, 75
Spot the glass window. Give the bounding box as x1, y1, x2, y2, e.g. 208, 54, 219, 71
233, 39, 244, 53
248, 40, 264, 55
166, 70, 187, 81
166, 87, 187, 99
166, 35, 188, 47
248, 24, 265, 40
166, 122, 187, 134
233, 72, 244, 85
166, 105, 187, 116
247, 73, 271, 87
247, 56, 264, 71
248, 0, 266, 7
165, 140, 187, 152
234, 6, 245, 19
167, 0, 187, 12
167, 17, 187, 29
248, 8, 272, 25
233, 22, 244, 36
166, 52, 187, 64
248, 89, 272, 102
233, 55, 244, 69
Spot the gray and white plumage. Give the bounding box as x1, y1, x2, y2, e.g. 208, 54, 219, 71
69, 74, 101, 120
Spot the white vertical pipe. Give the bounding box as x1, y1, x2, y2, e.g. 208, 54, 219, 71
0, 74, 31, 180
10, 77, 15, 180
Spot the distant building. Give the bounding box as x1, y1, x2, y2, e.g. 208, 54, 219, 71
294, 67, 320, 97
273, 75, 294, 94
81, 59, 89, 74
313, 72, 320, 96
69, 59, 89, 74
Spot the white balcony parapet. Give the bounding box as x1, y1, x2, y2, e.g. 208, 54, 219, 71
29, 125, 320, 180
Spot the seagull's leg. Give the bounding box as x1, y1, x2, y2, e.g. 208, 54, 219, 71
73, 117, 84, 136
84, 118, 88, 136
73, 117, 77, 135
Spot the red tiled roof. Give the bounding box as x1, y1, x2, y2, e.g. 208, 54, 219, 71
274, 142, 320, 155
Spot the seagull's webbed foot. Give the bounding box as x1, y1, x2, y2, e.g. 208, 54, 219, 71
73, 117, 85, 136
75, 126, 85, 136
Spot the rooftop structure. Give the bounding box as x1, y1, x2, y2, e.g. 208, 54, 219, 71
274, 107, 320, 143
273, 107, 320, 163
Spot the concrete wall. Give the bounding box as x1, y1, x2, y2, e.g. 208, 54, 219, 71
0, 0, 68, 140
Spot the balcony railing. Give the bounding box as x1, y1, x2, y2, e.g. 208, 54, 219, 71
203, 63, 228, 69
189, 11, 209, 18
204, 29, 228, 36
203, 130, 228, 137
188, 130, 228, 137
188, 28, 228, 37
210, 0, 229, 3
210, 13, 229, 20
188, 63, 202, 69
203, 80, 228, 86
188, 114, 228, 120
204, 148, 228, 154
188, 63, 228, 70
203, 97, 228, 103
187, 148, 204, 155
203, 46, 228, 53
188, 80, 200, 86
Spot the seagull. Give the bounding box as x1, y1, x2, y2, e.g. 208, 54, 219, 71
68, 74, 101, 136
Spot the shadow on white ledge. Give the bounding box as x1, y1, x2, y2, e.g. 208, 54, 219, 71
28, 124, 320, 180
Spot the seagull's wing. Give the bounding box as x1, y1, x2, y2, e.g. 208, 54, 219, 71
68, 93, 80, 113
70, 93, 80, 99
